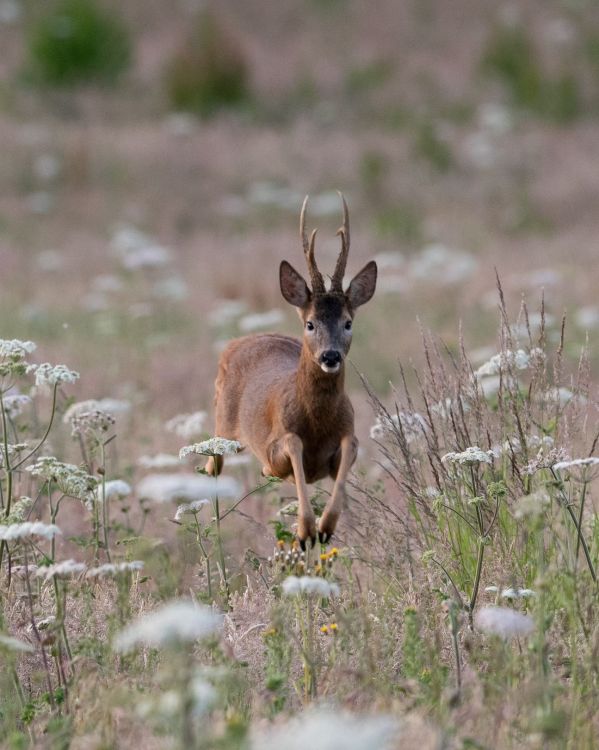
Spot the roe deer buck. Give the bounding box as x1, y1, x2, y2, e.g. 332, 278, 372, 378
206, 194, 377, 546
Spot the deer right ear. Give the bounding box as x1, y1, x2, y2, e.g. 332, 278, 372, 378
280, 260, 311, 308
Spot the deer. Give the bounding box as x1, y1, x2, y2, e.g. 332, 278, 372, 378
205, 194, 377, 547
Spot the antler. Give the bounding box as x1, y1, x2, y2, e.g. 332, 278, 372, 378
300, 196, 326, 294
330, 192, 350, 292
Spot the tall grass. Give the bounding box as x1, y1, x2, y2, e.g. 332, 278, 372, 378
1, 283, 598, 748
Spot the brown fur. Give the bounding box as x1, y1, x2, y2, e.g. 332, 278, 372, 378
206, 197, 376, 545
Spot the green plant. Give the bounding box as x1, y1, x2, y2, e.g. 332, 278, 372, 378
27, 0, 131, 86
165, 11, 249, 117
481, 25, 581, 123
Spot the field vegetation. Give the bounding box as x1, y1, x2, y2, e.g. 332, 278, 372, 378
2, 1, 599, 748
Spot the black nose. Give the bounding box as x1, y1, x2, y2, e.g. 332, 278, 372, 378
321, 350, 341, 367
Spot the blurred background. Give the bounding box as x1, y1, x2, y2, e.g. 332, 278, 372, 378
1, 0, 599, 449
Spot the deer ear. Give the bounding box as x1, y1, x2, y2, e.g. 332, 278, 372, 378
347, 261, 377, 309
280, 260, 311, 308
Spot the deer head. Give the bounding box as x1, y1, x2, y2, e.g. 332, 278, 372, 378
279, 194, 377, 374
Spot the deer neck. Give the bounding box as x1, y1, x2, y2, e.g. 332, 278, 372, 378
296, 345, 345, 417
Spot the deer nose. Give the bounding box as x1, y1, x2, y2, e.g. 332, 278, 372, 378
321, 350, 341, 367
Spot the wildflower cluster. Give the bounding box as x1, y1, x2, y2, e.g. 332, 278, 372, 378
165, 411, 207, 440
27, 456, 98, 500
370, 410, 427, 442
475, 606, 535, 639
441, 446, 494, 466
86, 560, 144, 579
268, 539, 307, 575
281, 576, 340, 597
319, 622, 339, 635
33, 363, 80, 387
2, 394, 31, 418
97, 479, 132, 501
475, 347, 544, 378
70, 408, 115, 439
179, 437, 242, 459
0, 339, 36, 377
37, 559, 87, 581
0, 443, 28, 468
0, 521, 61, 541
174, 498, 209, 521
113, 599, 223, 652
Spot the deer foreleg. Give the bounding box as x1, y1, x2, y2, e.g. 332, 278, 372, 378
270, 433, 317, 547
319, 434, 358, 543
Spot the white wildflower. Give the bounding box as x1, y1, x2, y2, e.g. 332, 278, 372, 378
0, 522, 62, 541
174, 499, 210, 521
282, 576, 339, 598
553, 457, 599, 472
484, 586, 499, 594
475, 348, 538, 378
501, 588, 536, 600
475, 606, 534, 639
369, 411, 426, 442
138, 453, 180, 469
208, 299, 247, 327
410, 243, 477, 285
86, 560, 144, 579
152, 276, 188, 301
37, 559, 87, 581
0, 443, 29, 468
0, 339, 36, 359
552, 456, 599, 481
514, 489, 551, 519
97, 479, 132, 502
252, 708, 399, 750
27, 457, 98, 500
33, 363, 79, 387
0, 633, 34, 653
575, 306, 599, 330
165, 411, 207, 440
113, 599, 222, 652
111, 224, 172, 270
441, 446, 494, 466
63, 398, 130, 426
136, 473, 240, 503
2, 394, 32, 418
179, 437, 241, 459
239, 309, 285, 333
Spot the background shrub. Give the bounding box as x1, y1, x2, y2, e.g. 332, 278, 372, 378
165, 10, 249, 117
27, 0, 131, 86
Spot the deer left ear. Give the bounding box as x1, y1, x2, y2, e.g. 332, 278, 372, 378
347, 261, 377, 309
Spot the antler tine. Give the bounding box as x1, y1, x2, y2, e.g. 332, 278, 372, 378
299, 195, 326, 293
331, 192, 350, 291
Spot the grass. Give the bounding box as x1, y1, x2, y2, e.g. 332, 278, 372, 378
1, 282, 599, 748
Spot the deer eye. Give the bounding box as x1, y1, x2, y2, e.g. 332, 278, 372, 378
306, 321, 315, 331
344, 320, 352, 331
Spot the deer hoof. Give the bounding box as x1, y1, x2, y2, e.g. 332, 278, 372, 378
318, 513, 338, 545
297, 515, 317, 549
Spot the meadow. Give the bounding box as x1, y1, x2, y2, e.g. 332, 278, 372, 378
2, 1, 599, 748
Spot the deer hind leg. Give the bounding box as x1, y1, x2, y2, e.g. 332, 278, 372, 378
268, 433, 317, 548
320, 434, 358, 543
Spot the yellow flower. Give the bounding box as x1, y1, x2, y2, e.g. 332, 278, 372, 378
330, 547, 339, 557
330, 622, 338, 632
320, 625, 329, 635
319, 553, 328, 562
